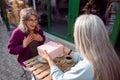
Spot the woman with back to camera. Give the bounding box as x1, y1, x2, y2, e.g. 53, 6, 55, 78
8, 7, 45, 67
39, 14, 120, 80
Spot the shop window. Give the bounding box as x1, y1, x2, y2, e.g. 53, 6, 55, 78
79, 0, 120, 37
5, 0, 29, 26
36, 0, 48, 23
105, 1, 120, 36
115, 31, 120, 58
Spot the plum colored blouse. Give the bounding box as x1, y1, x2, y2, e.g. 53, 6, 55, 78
8, 27, 45, 66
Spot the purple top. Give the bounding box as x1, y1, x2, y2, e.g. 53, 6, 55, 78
8, 27, 45, 67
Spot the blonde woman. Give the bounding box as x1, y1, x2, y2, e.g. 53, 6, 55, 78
8, 7, 45, 67
39, 14, 120, 80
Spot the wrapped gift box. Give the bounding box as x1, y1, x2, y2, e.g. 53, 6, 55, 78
37, 41, 64, 59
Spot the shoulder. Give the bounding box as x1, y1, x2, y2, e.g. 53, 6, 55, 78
81, 59, 92, 70
38, 26, 43, 31
11, 27, 25, 38
71, 59, 93, 79
37, 26, 44, 33
12, 27, 23, 34
72, 59, 93, 73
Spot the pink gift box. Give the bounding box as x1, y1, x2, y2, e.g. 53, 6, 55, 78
37, 41, 64, 59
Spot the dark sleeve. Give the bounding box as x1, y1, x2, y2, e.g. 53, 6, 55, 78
8, 28, 25, 55
38, 27, 46, 45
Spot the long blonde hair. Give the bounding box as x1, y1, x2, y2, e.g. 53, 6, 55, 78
18, 7, 39, 33
74, 14, 120, 80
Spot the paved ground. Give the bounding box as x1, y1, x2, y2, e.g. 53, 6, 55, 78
0, 24, 31, 80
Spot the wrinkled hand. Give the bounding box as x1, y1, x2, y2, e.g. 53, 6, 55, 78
39, 50, 56, 67
23, 34, 33, 48
39, 50, 52, 61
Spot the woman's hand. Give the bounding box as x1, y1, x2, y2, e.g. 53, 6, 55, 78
39, 50, 56, 67
22, 34, 33, 48
32, 33, 43, 41
39, 50, 51, 61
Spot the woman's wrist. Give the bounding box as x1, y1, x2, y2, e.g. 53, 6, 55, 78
47, 57, 56, 68
22, 44, 27, 48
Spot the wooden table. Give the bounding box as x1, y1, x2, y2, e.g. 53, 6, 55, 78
23, 47, 75, 80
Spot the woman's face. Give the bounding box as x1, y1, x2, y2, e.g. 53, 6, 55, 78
25, 15, 38, 31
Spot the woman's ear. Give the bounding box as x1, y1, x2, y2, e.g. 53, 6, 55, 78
24, 20, 29, 27
24, 20, 27, 24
